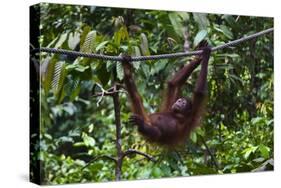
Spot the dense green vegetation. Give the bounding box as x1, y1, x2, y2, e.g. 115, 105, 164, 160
31, 3, 273, 185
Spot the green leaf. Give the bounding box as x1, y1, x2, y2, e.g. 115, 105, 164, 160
168, 13, 183, 37
222, 15, 236, 25
253, 157, 265, 163
194, 30, 208, 47
229, 74, 243, 84
220, 25, 233, 39
81, 30, 97, 53
215, 53, 240, 59
132, 46, 141, 70
73, 142, 85, 147
116, 61, 124, 80
63, 103, 76, 115
259, 145, 270, 159
80, 25, 92, 50
251, 117, 264, 125
54, 33, 68, 49
141, 64, 150, 78
96, 41, 109, 52
52, 61, 67, 97
88, 123, 94, 133
56, 84, 66, 104
139, 168, 152, 179
193, 13, 210, 30
69, 79, 81, 101
106, 61, 114, 72
68, 32, 80, 50
177, 12, 189, 21
120, 26, 129, 40
214, 25, 233, 39
151, 59, 168, 74
113, 31, 121, 46
113, 26, 128, 46
46, 36, 59, 48
41, 57, 54, 93
140, 33, 150, 56
89, 30, 97, 52
74, 65, 90, 72
82, 132, 96, 147
190, 131, 197, 143
242, 146, 258, 159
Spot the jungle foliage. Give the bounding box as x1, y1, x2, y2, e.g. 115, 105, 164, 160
31, 3, 273, 185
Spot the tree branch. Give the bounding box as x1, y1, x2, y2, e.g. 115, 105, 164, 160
122, 148, 156, 162
112, 84, 123, 181
92, 89, 127, 97
199, 135, 219, 170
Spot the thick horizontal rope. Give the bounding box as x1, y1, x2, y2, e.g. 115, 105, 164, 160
32, 27, 273, 62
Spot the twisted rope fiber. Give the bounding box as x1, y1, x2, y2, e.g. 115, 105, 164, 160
33, 28, 273, 62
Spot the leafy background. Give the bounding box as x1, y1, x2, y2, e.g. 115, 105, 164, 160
30, 3, 273, 185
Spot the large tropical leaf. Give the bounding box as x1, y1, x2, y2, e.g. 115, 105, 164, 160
193, 13, 210, 30
81, 30, 97, 53
52, 61, 67, 97
140, 33, 150, 56
116, 61, 124, 80
168, 13, 184, 37
41, 57, 55, 93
